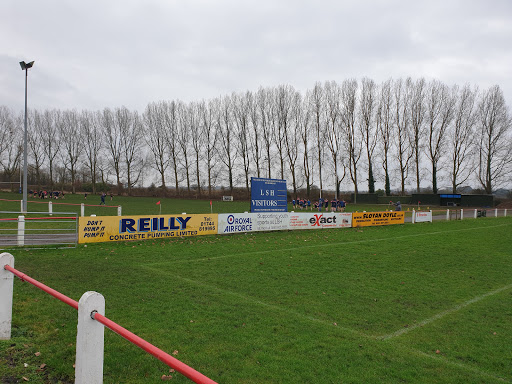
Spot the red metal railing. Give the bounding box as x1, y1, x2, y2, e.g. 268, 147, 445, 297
4, 264, 218, 384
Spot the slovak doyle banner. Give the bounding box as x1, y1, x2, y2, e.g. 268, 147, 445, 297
78, 214, 218, 243
352, 211, 404, 227
288, 212, 352, 229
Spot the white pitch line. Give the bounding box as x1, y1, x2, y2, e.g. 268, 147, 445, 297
145, 222, 511, 266
140, 264, 368, 337
378, 282, 512, 340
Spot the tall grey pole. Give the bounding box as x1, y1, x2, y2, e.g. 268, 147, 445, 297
22, 68, 28, 213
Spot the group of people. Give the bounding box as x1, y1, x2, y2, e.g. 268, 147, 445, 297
292, 197, 347, 212
30, 190, 65, 199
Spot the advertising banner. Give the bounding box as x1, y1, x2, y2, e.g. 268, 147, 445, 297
255, 212, 289, 231
250, 177, 288, 212
79, 214, 218, 243
288, 212, 352, 230
218, 213, 256, 234
352, 211, 404, 227
414, 211, 432, 223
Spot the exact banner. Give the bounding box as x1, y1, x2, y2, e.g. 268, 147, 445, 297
352, 211, 404, 227
250, 177, 288, 212
288, 212, 352, 230
79, 214, 218, 243
414, 210, 432, 223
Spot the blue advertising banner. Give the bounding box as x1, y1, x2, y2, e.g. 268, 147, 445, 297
250, 177, 288, 212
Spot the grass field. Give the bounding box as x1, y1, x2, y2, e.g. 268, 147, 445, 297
1, 215, 511, 383
0, 191, 410, 217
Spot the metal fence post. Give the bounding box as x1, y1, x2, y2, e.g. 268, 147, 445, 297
461, 209, 464, 220
446, 209, 449, 221
505, 209, 507, 217
495, 208, 498, 217
17, 216, 25, 246
81, 203, 85, 217
20, 200, 23, 212
49, 201, 53, 216
76, 291, 105, 384
412, 209, 415, 224
117, 206, 122, 216
0, 253, 14, 340
474, 209, 477, 219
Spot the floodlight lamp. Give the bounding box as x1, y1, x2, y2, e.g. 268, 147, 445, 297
19, 61, 34, 70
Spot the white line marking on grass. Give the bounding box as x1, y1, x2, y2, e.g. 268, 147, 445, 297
141, 264, 510, 382
378, 283, 512, 340
146, 223, 511, 266
140, 264, 369, 338
405, 346, 509, 382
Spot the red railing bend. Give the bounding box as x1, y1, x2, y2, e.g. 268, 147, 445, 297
3, 264, 218, 384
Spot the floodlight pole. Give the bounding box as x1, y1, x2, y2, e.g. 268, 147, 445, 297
20, 61, 34, 213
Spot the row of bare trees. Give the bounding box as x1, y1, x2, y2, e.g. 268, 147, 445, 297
0, 78, 511, 197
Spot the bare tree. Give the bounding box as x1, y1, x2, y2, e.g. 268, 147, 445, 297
82, 110, 102, 194
476, 85, 512, 193
162, 100, 182, 194
275, 85, 295, 180
340, 79, 361, 195
39, 109, 61, 189
310, 82, 325, 197
120, 109, 144, 195
199, 98, 219, 197
0, 108, 22, 185
283, 90, 302, 196
217, 95, 237, 193
409, 78, 427, 193
102, 107, 123, 193
28, 110, 46, 188
300, 91, 314, 197
60, 109, 83, 193
324, 81, 344, 198
449, 84, 477, 192
247, 91, 262, 178
233, 92, 252, 195
359, 77, 378, 193
257, 87, 274, 178
425, 80, 456, 193
376, 79, 396, 196
394, 78, 413, 195
143, 102, 170, 189
188, 102, 203, 197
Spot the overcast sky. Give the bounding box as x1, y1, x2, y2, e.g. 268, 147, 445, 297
1, 0, 511, 113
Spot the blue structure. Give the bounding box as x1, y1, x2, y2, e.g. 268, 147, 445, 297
250, 177, 288, 212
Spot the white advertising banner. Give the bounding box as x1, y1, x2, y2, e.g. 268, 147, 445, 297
288, 212, 352, 230
414, 211, 432, 223
218, 213, 256, 234
255, 212, 290, 232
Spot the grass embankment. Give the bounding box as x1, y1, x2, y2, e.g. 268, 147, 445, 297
1, 216, 511, 383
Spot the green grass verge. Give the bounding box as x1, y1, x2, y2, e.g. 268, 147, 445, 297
1, 215, 511, 383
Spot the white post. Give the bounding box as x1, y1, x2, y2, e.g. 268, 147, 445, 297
49, 201, 53, 216
461, 209, 464, 220
446, 209, 450, 221
474, 209, 477, 219
75, 291, 105, 384
117, 206, 122, 216
81, 203, 85, 217
17, 216, 25, 246
495, 208, 498, 217
430, 210, 433, 223
20, 200, 23, 213
505, 209, 507, 217
412, 209, 415, 224
0, 252, 14, 340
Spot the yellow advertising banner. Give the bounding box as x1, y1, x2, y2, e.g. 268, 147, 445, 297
352, 211, 405, 227
79, 214, 218, 243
